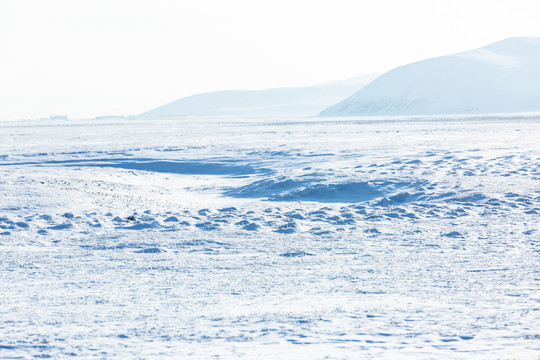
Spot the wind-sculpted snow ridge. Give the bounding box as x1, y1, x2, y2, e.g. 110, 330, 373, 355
0, 116, 539, 358
1, 186, 538, 238
226, 176, 428, 203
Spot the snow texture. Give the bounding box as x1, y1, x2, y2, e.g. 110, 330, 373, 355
0, 115, 539, 358
321, 37, 540, 116
140, 75, 379, 118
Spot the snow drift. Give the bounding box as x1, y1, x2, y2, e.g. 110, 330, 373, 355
320, 37, 540, 116
140, 75, 378, 118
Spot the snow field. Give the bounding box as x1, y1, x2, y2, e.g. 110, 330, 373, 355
0, 116, 539, 358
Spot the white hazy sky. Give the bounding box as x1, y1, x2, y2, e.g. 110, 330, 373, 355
1, 0, 540, 120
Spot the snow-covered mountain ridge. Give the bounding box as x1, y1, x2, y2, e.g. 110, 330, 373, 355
140, 74, 379, 118
320, 37, 540, 116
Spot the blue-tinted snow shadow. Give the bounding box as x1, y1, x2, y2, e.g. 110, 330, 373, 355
224, 177, 429, 204
1, 158, 271, 176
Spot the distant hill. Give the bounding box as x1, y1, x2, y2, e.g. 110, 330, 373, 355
320, 37, 540, 117
140, 74, 379, 118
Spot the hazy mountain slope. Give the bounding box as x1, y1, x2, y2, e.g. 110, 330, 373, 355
320, 37, 540, 116
140, 74, 379, 118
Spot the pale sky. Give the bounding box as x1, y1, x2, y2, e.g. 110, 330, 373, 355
1, 0, 540, 120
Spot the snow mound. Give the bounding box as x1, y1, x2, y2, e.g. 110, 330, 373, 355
140, 75, 378, 118
226, 176, 427, 203
320, 37, 540, 116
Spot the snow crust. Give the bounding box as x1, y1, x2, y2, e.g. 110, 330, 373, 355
140, 75, 379, 118
0, 115, 539, 358
321, 37, 540, 116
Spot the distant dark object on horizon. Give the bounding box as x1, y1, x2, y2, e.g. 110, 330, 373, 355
49, 115, 68, 120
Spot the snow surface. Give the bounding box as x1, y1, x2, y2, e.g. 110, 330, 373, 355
140, 74, 379, 118
321, 37, 540, 116
1, 115, 539, 358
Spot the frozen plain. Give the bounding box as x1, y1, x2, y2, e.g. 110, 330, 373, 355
0, 115, 539, 359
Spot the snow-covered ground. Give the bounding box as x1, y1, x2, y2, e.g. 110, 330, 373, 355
0, 116, 539, 358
